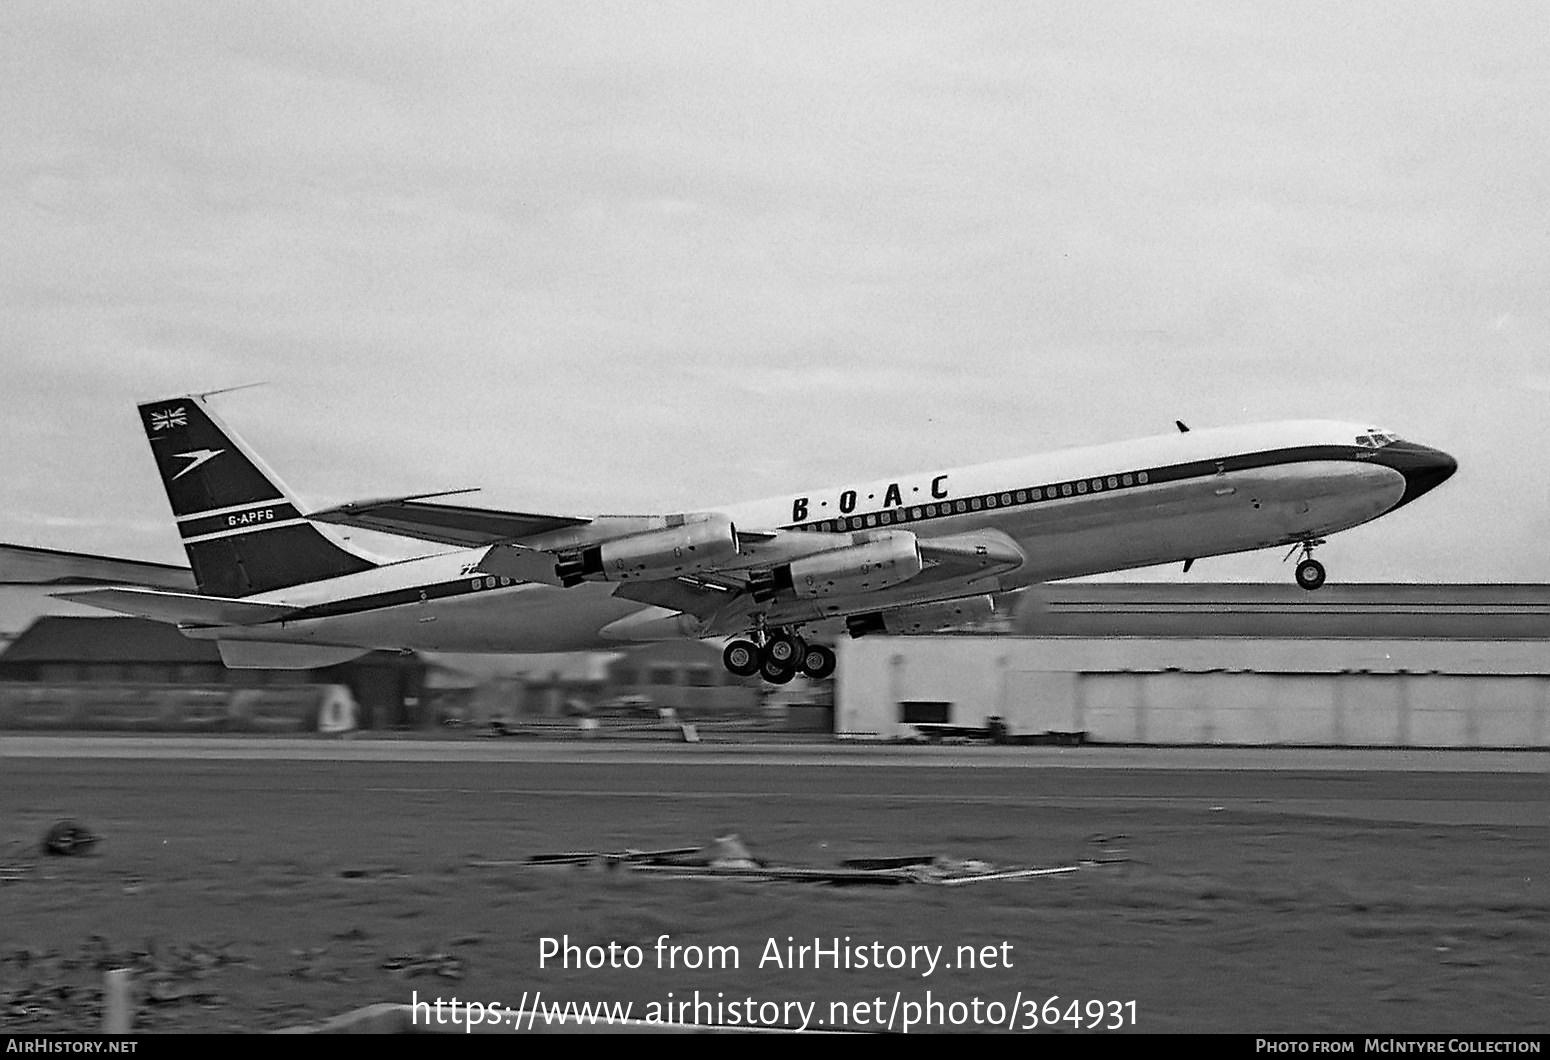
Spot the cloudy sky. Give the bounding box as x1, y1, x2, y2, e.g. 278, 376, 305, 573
2, 2, 1546, 583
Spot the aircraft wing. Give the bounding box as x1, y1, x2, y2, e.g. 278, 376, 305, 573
51, 587, 296, 627
309, 493, 591, 547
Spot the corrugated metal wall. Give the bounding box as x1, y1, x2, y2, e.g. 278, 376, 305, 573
837, 638, 1550, 747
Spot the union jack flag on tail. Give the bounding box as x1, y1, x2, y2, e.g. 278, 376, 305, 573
149, 407, 187, 431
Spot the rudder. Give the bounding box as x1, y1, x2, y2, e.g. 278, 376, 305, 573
138, 394, 376, 597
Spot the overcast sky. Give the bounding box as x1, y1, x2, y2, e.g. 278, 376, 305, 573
2, 2, 1546, 583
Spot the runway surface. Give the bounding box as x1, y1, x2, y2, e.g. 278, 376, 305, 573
3, 735, 1543, 827
2, 733, 1546, 769
4, 736, 1545, 1033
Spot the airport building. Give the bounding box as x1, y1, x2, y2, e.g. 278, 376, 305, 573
4, 541, 1548, 746
836, 583, 1550, 748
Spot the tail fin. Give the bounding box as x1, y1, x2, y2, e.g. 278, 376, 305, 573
137, 393, 377, 597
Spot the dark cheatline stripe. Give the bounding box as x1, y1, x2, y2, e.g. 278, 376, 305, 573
266, 442, 1396, 623
287, 572, 523, 621
781, 444, 1371, 533
178, 503, 301, 539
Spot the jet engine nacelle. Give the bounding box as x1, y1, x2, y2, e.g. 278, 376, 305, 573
845, 594, 996, 637
767, 530, 923, 599
555, 514, 739, 586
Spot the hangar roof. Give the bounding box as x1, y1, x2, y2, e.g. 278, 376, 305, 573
0, 616, 218, 664
1015, 583, 1550, 640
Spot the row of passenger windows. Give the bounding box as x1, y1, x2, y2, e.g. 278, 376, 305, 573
797, 470, 1152, 533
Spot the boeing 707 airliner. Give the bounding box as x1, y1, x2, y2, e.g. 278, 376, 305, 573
57, 393, 1457, 683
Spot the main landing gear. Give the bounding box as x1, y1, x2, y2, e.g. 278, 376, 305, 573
723, 628, 836, 683
1288, 538, 1327, 591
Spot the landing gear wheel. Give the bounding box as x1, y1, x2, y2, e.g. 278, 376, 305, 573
760, 657, 797, 684
761, 631, 803, 669
723, 640, 761, 677
1295, 558, 1326, 591
799, 644, 837, 680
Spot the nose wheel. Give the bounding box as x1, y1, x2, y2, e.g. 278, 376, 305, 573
1295, 558, 1326, 591
1287, 539, 1327, 591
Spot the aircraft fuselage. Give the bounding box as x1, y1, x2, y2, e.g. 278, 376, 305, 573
191, 419, 1456, 654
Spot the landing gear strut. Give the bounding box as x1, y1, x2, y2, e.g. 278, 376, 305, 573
1289, 538, 1327, 591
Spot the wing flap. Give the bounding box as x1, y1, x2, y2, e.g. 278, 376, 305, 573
610, 576, 740, 620
309, 495, 591, 547
52, 587, 295, 627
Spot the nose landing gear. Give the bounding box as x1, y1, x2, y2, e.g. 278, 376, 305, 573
1287, 538, 1327, 591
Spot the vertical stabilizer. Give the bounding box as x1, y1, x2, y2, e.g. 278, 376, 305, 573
137, 394, 376, 597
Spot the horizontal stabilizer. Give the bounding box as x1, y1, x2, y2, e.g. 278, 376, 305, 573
52, 586, 295, 627
217, 640, 370, 669
0, 543, 196, 590
310, 497, 590, 547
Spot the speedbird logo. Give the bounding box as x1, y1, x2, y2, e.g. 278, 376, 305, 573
172, 448, 226, 480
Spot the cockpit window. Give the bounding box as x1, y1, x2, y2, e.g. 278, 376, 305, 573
1355, 431, 1397, 448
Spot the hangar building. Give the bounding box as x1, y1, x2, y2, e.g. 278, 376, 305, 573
837, 583, 1550, 748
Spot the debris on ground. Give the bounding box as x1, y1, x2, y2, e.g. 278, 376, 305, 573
0, 839, 35, 883
380, 949, 465, 980
508, 833, 1128, 887
338, 866, 408, 880
42, 820, 101, 857
0, 938, 250, 1031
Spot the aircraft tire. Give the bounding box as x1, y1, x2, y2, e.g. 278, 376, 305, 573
760, 657, 797, 684
761, 631, 803, 668
1295, 558, 1326, 591
799, 644, 837, 680
723, 640, 762, 677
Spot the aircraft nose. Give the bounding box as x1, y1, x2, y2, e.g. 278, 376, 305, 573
1376, 441, 1458, 512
